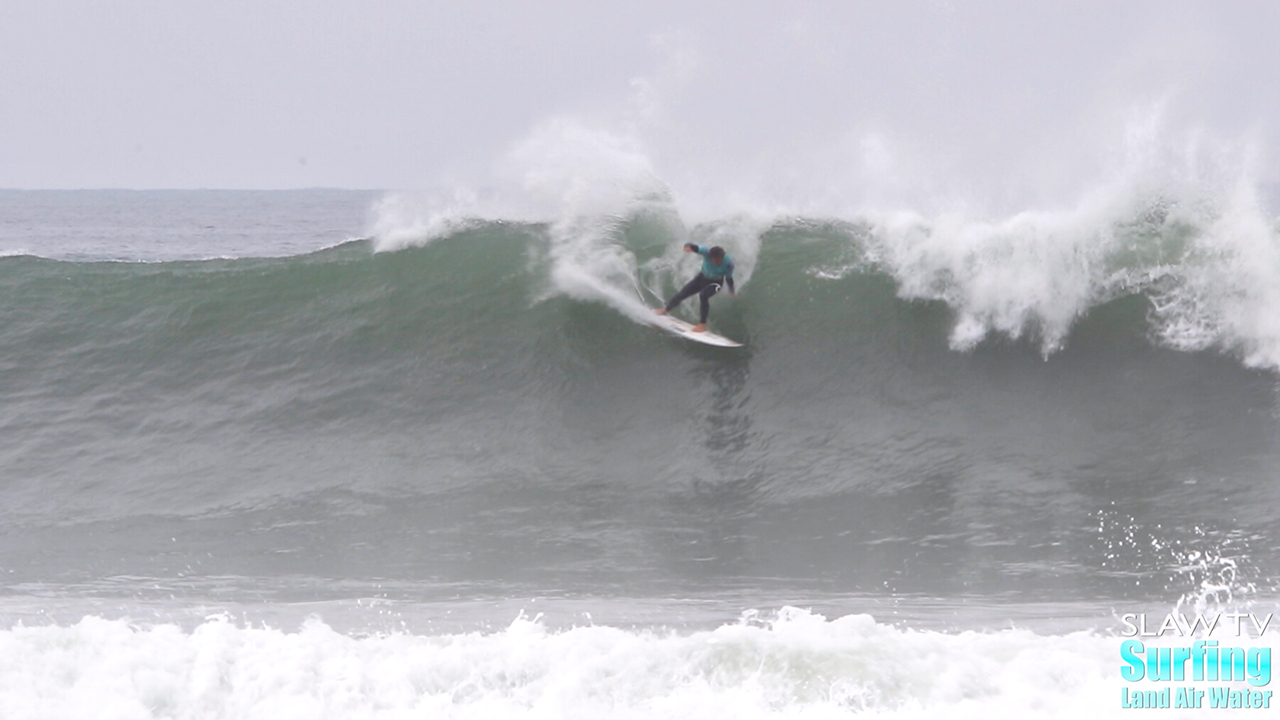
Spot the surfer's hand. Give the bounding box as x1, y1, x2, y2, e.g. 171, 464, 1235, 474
683, 244, 696, 252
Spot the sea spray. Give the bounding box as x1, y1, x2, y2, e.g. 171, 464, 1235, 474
370, 104, 1280, 366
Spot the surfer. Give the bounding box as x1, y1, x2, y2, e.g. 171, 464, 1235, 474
654, 243, 735, 332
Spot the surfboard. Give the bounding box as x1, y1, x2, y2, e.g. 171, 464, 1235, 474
652, 314, 743, 347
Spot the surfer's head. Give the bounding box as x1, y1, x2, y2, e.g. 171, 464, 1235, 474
709, 246, 725, 264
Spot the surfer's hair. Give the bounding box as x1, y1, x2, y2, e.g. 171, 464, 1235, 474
709, 246, 725, 260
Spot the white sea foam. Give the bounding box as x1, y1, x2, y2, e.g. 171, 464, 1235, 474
857, 109, 1280, 361
1147, 181, 1280, 368
516, 117, 672, 322
0, 608, 1191, 720
368, 189, 495, 253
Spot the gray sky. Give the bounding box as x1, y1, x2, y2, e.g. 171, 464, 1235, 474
2, 1, 1277, 191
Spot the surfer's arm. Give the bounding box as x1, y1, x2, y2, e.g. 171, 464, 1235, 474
683, 243, 700, 254
726, 275, 736, 295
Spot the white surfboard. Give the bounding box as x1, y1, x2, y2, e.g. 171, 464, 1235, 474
653, 314, 743, 347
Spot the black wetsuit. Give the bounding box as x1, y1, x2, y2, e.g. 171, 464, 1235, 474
664, 272, 735, 324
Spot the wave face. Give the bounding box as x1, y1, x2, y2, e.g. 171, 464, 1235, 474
1, 196, 1278, 609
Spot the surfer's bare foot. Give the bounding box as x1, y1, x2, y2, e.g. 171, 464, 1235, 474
654, 308, 667, 316
691, 323, 707, 333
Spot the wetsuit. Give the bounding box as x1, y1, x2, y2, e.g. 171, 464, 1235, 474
664, 244, 736, 324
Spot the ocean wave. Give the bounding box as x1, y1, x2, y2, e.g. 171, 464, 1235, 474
2, 205, 1277, 603
0, 608, 1137, 720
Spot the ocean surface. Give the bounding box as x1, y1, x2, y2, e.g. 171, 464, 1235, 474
2, 188, 1279, 718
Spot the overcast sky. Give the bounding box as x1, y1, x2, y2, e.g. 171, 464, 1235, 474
2, 1, 1277, 191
